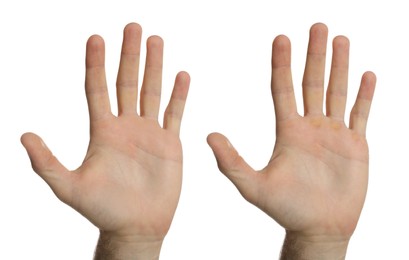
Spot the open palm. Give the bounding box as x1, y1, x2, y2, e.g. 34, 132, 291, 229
21, 23, 190, 242
208, 23, 376, 241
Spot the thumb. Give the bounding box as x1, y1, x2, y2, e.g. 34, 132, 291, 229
207, 132, 259, 204
21, 132, 73, 204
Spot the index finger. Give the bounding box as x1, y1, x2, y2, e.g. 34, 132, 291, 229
271, 35, 298, 121
85, 35, 112, 122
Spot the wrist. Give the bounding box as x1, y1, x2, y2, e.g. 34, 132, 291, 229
94, 231, 164, 260
280, 231, 350, 260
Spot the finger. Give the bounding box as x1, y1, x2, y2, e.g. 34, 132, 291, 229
85, 35, 112, 122
163, 71, 190, 135
140, 36, 163, 120
271, 35, 298, 121
21, 133, 74, 204
207, 133, 259, 204
116, 23, 142, 116
302, 23, 328, 116
326, 36, 350, 121
349, 71, 376, 135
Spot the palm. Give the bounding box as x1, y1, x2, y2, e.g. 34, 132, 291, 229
208, 23, 376, 240
21, 23, 190, 240
260, 116, 368, 236
72, 115, 183, 236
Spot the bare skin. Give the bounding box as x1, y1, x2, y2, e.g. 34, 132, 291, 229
21, 23, 190, 259
207, 23, 376, 259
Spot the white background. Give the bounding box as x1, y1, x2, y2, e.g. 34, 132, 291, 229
1, 0, 407, 259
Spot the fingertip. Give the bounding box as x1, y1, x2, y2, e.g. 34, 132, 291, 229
310, 22, 328, 34
307, 23, 328, 55
207, 132, 235, 151
333, 35, 350, 49
174, 71, 190, 95
122, 23, 143, 54
273, 34, 291, 48
20, 133, 51, 172
124, 22, 142, 35
272, 35, 291, 68
359, 71, 377, 100
20, 132, 32, 145
363, 71, 377, 84
86, 35, 105, 68
206, 133, 237, 169
147, 35, 164, 48
177, 71, 191, 83
87, 34, 105, 49
206, 132, 223, 145
21, 132, 33, 152
20, 132, 45, 150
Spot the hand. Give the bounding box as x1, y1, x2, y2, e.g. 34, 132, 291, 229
207, 23, 375, 258
21, 23, 190, 258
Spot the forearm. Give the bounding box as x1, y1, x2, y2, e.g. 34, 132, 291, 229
94, 231, 163, 260
280, 232, 349, 260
